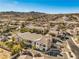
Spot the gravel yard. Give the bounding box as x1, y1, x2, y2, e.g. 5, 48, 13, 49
0, 48, 11, 59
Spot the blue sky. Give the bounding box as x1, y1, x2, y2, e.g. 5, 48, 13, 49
0, 0, 79, 14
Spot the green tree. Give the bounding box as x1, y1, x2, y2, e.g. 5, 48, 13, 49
11, 44, 22, 55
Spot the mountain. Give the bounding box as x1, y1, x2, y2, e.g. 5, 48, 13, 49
0, 11, 79, 22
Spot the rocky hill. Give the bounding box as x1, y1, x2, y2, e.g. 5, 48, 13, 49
0, 11, 79, 22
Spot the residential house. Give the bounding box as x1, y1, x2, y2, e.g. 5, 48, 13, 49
16, 32, 53, 51
17, 49, 44, 59
16, 32, 42, 46
35, 34, 53, 51
74, 27, 79, 35
66, 27, 79, 36
66, 29, 75, 36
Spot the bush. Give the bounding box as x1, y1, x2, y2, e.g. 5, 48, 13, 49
11, 44, 22, 55
20, 28, 29, 33
32, 45, 36, 50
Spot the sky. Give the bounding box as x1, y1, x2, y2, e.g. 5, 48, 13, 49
0, 0, 79, 14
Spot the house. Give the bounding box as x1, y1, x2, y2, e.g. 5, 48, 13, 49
0, 36, 8, 41
74, 27, 79, 35
17, 49, 44, 59
35, 34, 53, 51
66, 27, 79, 36
16, 32, 42, 46
28, 49, 44, 59
16, 32, 53, 51
66, 29, 75, 36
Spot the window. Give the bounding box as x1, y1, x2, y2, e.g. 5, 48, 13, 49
36, 43, 38, 45
43, 45, 46, 47
43, 48, 45, 51
40, 44, 42, 46
34, 42, 36, 45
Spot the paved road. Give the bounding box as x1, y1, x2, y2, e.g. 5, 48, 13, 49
68, 39, 79, 59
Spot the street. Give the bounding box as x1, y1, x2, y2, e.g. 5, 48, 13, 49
68, 39, 79, 59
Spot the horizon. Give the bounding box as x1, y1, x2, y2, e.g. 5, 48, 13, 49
1, 11, 79, 14
0, 0, 79, 14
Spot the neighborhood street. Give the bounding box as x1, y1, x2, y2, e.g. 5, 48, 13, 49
68, 39, 79, 59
